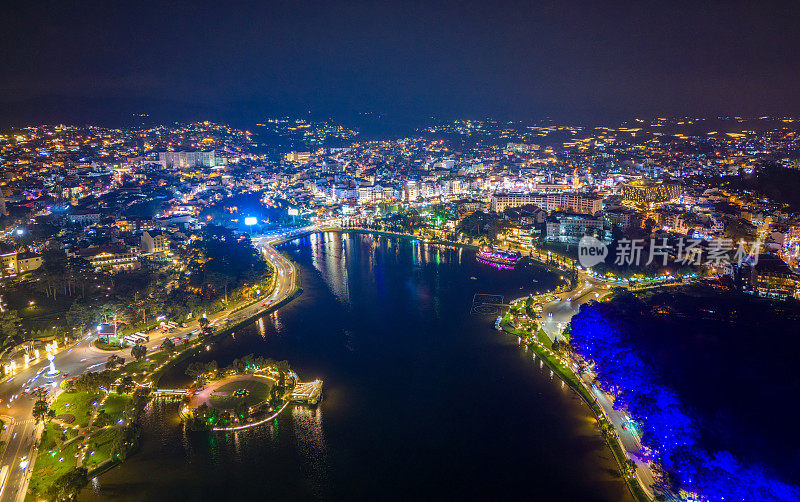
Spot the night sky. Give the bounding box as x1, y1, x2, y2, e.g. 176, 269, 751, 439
2, 0, 799, 127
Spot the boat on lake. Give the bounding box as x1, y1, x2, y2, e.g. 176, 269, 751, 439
476, 247, 521, 269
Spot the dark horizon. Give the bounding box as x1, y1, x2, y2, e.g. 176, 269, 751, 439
3, 0, 800, 128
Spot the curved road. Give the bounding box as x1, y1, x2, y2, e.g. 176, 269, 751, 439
532, 273, 658, 498
0, 227, 305, 502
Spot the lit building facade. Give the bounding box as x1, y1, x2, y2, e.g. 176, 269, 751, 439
491, 192, 602, 214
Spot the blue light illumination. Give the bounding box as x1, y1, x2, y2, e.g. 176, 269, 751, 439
571, 307, 800, 502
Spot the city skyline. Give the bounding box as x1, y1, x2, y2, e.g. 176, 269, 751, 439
3, 2, 800, 501
3, 0, 800, 127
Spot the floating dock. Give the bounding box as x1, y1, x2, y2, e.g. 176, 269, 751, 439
291, 379, 323, 405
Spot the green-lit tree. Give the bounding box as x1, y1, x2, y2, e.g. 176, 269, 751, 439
234, 402, 249, 423
191, 403, 218, 429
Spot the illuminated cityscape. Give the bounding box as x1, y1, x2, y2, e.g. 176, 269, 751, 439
1, 1, 800, 502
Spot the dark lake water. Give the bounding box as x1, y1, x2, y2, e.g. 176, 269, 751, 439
82, 232, 633, 502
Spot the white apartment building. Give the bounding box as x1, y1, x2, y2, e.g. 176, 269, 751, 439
141, 232, 169, 254
158, 151, 216, 169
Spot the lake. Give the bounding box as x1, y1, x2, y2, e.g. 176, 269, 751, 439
82, 232, 633, 502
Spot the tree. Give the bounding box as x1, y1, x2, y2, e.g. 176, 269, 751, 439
198, 316, 210, 329
205, 361, 218, 379
0, 310, 21, 345
185, 362, 206, 381
552, 339, 573, 358
106, 354, 125, 370
33, 399, 51, 424
73, 371, 116, 392
39, 249, 68, 300
93, 410, 113, 428
64, 303, 93, 336
111, 422, 141, 462
230, 357, 246, 375
117, 375, 134, 394
273, 360, 291, 389
234, 402, 249, 423
191, 403, 217, 429
160, 337, 175, 355
67, 257, 93, 297
46, 466, 88, 502
131, 343, 147, 362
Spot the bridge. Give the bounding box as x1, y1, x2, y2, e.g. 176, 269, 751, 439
152, 388, 188, 397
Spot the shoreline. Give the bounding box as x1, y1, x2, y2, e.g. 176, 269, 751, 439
149, 235, 305, 389
89, 229, 652, 500
498, 315, 653, 502
499, 287, 655, 502
272, 226, 479, 250
44, 235, 307, 490
276, 228, 650, 499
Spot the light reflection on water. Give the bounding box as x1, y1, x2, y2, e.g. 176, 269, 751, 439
82, 232, 633, 502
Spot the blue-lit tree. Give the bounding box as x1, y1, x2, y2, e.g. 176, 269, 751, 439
571, 304, 800, 502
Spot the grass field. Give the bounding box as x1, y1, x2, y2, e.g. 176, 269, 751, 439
84, 427, 121, 469
120, 350, 170, 375
208, 379, 272, 410
536, 327, 553, 349
93, 341, 123, 351
51, 391, 102, 428
40, 423, 80, 452
99, 394, 131, 422
29, 435, 82, 496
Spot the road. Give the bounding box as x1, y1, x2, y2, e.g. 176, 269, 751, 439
525, 272, 658, 498
588, 381, 656, 498
0, 226, 306, 502
539, 275, 610, 340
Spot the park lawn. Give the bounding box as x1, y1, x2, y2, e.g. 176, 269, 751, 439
51, 391, 102, 428
97, 394, 131, 424
40, 422, 81, 453
209, 379, 272, 410
29, 434, 82, 496
84, 427, 121, 468
121, 349, 170, 375
536, 328, 553, 349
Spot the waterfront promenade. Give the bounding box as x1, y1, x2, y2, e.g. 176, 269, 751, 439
0, 226, 308, 502
503, 278, 658, 501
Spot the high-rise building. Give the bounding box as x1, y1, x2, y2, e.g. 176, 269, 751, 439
158, 150, 216, 169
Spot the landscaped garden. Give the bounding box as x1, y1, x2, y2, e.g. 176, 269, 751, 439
208, 378, 272, 410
